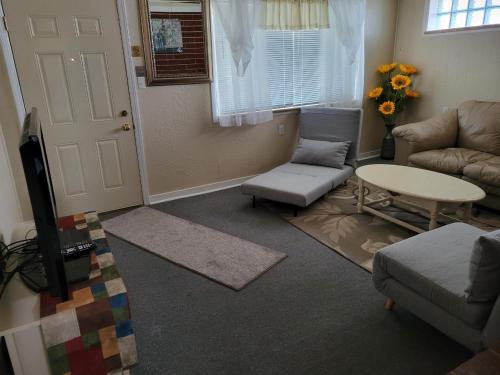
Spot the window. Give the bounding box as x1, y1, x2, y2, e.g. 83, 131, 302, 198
426, 0, 500, 32
213, 25, 327, 112
210, 0, 364, 126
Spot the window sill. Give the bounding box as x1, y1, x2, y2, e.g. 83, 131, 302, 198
272, 103, 320, 114
424, 23, 500, 36
273, 107, 300, 114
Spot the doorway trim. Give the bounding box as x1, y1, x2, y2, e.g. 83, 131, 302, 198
0, 0, 151, 206
116, 0, 150, 205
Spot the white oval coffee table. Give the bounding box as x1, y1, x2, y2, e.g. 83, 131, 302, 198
355, 164, 486, 232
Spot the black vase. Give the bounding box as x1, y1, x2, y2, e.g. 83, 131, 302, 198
380, 123, 395, 160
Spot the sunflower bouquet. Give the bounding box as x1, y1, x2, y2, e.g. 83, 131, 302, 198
368, 63, 420, 125
368, 63, 421, 159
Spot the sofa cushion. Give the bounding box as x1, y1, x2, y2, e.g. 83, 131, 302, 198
241, 163, 354, 207
408, 148, 494, 175
463, 156, 500, 188
291, 138, 350, 169
458, 101, 500, 155
373, 223, 494, 330
466, 230, 500, 303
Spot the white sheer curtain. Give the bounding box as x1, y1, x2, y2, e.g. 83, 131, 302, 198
211, 0, 273, 127
210, 0, 366, 127
319, 0, 365, 107
330, 0, 366, 64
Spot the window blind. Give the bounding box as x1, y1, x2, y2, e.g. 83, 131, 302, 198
213, 19, 330, 112
266, 29, 324, 108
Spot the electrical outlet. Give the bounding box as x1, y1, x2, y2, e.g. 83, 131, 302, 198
442, 106, 450, 112
278, 124, 285, 136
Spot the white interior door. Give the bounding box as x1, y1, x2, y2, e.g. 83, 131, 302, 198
3, 0, 143, 215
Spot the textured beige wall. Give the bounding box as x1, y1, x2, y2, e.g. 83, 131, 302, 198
361, 0, 398, 153
126, 1, 299, 196
139, 85, 299, 195
0, 47, 31, 220
0, 121, 22, 241
394, 0, 500, 122
126, 0, 397, 196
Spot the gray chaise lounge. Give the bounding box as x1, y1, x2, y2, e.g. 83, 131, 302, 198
373, 223, 500, 352
241, 107, 362, 211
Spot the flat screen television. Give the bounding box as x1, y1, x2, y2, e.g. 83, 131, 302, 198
19, 108, 69, 300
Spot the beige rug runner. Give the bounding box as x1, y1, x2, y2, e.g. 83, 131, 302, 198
103, 207, 287, 290
268, 177, 500, 272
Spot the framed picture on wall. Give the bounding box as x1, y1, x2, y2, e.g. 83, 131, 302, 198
151, 18, 183, 54
139, 0, 212, 85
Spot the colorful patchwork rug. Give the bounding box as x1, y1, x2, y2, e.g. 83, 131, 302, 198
39, 212, 137, 375
266, 177, 500, 272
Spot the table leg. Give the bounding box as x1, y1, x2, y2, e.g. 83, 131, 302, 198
429, 201, 439, 230
357, 178, 365, 214
463, 202, 473, 223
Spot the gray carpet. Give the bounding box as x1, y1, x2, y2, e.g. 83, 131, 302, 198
103, 179, 472, 375
102, 207, 286, 290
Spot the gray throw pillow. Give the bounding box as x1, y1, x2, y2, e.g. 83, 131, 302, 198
466, 229, 500, 303
291, 138, 350, 169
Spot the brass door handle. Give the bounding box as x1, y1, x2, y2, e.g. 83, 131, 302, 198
122, 123, 131, 131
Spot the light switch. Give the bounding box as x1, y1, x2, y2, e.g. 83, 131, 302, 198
137, 77, 146, 89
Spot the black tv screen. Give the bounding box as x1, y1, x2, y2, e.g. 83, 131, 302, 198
19, 108, 68, 300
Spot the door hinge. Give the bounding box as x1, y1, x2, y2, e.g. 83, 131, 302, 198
1, 17, 8, 32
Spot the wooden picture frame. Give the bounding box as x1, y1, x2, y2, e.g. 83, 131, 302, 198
138, 0, 212, 86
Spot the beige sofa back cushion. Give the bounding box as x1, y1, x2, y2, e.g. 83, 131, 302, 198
458, 101, 500, 155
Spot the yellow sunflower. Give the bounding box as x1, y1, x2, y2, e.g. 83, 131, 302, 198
405, 88, 421, 98
379, 101, 396, 116
391, 74, 412, 90
368, 87, 383, 99
400, 64, 418, 75
377, 63, 397, 74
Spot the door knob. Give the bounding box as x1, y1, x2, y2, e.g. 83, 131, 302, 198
122, 123, 131, 131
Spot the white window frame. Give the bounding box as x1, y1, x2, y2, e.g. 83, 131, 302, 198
424, 0, 500, 35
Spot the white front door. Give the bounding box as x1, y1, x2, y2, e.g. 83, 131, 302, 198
3, 0, 143, 215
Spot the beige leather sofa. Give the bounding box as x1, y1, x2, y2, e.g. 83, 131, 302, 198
393, 101, 500, 210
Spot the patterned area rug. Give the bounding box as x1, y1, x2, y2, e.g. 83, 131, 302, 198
266, 177, 500, 272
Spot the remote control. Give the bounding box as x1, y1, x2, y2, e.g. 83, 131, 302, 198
61, 240, 96, 258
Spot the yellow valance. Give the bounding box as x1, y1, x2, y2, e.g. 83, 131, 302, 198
260, 0, 330, 30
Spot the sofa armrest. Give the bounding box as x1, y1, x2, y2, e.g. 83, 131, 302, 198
392, 110, 458, 165
482, 296, 500, 348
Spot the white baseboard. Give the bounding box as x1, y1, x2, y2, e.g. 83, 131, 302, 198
357, 149, 381, 161
149, 175, 257, 205
149, 151, 381, 205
